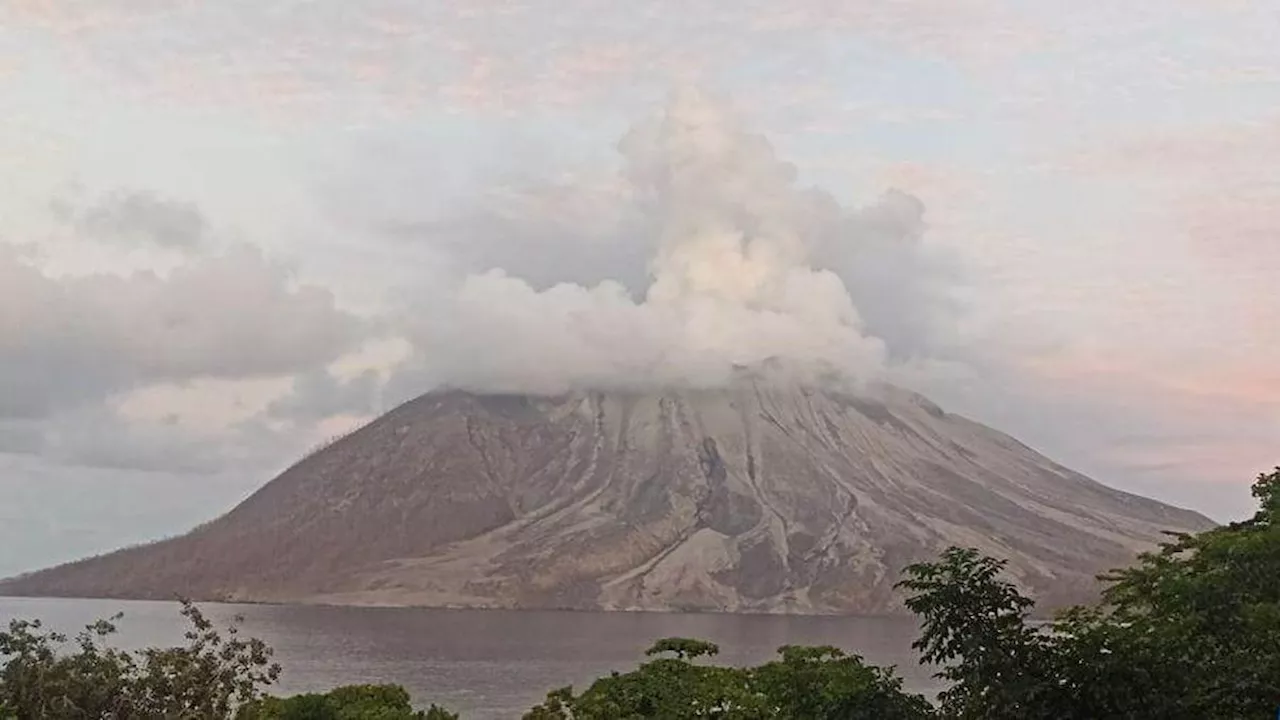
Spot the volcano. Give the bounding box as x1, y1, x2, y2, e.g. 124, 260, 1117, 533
0, 380, 1212, 614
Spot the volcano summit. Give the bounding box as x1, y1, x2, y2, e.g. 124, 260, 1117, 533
0, 379, 1211, 614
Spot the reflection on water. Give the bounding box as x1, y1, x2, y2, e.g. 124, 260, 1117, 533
0, 597, 936, 719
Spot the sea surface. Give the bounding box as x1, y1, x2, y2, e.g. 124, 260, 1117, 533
0, 597, 936, 719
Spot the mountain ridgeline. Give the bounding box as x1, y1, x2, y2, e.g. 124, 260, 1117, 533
0, 379, 1212, 614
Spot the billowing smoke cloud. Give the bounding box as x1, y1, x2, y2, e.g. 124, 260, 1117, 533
390, 88, 958, 396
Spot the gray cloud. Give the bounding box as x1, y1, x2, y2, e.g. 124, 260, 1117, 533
0, 419, 46, 456
0, 241, 367, 420
814, 189, 966, 361
268, 368, 382, 421
2, 189, 370, 476
53, 189, 210, 250
40, 408, 249, 475
0, 401, 320, 477
385, 178, 655, 297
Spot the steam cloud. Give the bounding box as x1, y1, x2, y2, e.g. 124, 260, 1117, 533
395, 88, 957, 396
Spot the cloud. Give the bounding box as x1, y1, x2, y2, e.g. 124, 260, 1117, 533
383, 88, 961, 397
1, 0, 1044, 128
52, 188, 210, 250
38, 407, 253, 475
0, 241, 366, 420
385, 163, 962, 381
268, 368, 382, 421
744, 0, 1047, 65
1070, 116, 1280, 179
0, 402, 306, 476
812, 189, 965, 361
386, 174, 654, 294
1062, 118, 1280, 364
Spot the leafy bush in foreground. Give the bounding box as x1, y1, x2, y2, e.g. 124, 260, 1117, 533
0, 600, 278, 719
896, 467, 1280, 719
522, 638, 932, 719
237, 683, 458, 719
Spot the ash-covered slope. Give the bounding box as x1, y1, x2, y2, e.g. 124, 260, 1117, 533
0, 380, 1212, 614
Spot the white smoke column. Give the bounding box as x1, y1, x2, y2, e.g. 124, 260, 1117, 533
413, 88, 888, 394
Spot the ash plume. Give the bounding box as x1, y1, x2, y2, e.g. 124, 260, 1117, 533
394, 87, 959, 396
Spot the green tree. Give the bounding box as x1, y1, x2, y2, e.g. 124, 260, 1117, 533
526, 637, 766, 719
1057, 466, 1280, 718
522, 638, 932, 720
896, 547, 1051, 719
0, 599, 280, 719
898, 467, 1280, 720
749, 645, 933, 719
237, 683, 458, 720
0, 602, 459, 720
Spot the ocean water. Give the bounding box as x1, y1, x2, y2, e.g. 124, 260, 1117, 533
0, 597, 936, 719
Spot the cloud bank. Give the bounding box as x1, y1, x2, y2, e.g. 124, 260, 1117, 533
0, 221, 367, 476
0, 243, 363, 421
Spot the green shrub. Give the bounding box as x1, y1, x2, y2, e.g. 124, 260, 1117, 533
896, 467, 1280, 719
0, 600, 278, 719
521, 638, 933, 719
237, 683, 458, 719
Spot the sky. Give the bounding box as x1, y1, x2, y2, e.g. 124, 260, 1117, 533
1, 0, 1277, 577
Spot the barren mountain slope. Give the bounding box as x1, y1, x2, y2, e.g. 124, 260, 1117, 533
0, 380, 1213, 614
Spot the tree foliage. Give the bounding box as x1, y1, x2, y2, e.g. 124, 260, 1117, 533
520, 638, 932, 719
1063, 465, 1280, 718
897, 547, 1048, 718
237, 683, 458, 720
896, 466, 1280, 719
748, 645, 934, 719
0, 599, 279, 719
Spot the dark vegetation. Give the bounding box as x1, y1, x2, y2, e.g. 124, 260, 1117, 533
3, 468, 1277, 719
